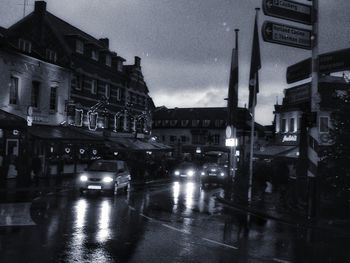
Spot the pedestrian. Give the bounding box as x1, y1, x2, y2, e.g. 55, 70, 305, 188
32, 156, 42, 187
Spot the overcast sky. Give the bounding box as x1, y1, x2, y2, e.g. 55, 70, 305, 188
1, 0, 350, 125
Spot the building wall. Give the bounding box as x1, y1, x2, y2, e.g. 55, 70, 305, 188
0, 49, 70, 125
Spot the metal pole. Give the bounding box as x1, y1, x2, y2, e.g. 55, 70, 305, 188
307, 0, 319, 219
248, 76, 256, 203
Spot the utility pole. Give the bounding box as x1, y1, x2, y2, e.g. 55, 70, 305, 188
307, 0, 319, 220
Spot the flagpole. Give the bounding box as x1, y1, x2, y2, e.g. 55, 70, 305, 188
248, 8, 260, 204
232, 28, 239, 182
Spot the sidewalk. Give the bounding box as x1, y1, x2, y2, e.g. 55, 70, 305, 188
216, 189, 350, 235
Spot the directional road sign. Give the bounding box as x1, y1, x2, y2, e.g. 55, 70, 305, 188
263, 0, 312, 25
262, 21, 312, 50
287, 47, 350, 83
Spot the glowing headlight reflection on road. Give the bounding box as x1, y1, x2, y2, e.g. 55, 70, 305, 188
75, 199, 87, 228
173, 181, 180, 205
97, 200, 111, 242
185, 182, 195, 209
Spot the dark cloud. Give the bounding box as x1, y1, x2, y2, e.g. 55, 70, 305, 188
0, 0, 349, 125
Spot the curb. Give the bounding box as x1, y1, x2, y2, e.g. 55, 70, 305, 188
216, 196, 350, 236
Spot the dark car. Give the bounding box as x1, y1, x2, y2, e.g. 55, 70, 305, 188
200, 162, 228, 187
172, 161, 199, 180
76, 159, 131, 195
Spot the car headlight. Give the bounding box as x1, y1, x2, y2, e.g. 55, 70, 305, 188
103, 176, 113, 183
220, 172, 225, 177
187, 170, 194, 177
174, 170, 180, 176
80, 175, 88, 182
201, 171, 205, 176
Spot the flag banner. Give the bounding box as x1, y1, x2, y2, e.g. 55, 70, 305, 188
227, 47, 239, 126
248, 13, 261, 111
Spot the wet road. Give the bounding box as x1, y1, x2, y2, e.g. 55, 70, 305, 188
1, 180, 350, 263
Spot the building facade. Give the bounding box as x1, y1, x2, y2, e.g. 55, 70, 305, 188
0, 1, 161, 181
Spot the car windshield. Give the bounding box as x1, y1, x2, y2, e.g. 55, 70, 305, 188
88, 161, 117, 172
178, 162, 196, 169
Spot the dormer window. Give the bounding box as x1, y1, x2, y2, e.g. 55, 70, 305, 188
192, 120, 200, 127
117, 61, 123, 72
105, 55, 111, 67
18, 39, 31, 53
91, 50, 98, 61
76, 39, 84, 54
202, 120, 210, 127
181, 120, 189, 127
46, 49, 57, 62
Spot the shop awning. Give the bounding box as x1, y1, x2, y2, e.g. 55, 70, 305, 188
255, 145, 297, 158
0, 110, 27, 129
107, 137, 172, 152
28, 125, 104, 142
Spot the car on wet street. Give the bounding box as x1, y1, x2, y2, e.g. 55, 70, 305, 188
76, 159, 131, 195
172, 161, 199, 180
200, 162, 228, 187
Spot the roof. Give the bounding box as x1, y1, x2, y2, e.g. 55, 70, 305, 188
107, 137, 172, 152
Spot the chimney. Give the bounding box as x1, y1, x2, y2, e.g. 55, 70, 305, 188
34, 1, 47, 15
134, 56, 141, 67
99, 38, 109, 48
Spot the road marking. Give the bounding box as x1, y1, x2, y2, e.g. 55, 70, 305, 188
202, 238, 238, 250
0, 202, 35, 226
162, 223, 190, 235
140, 213, 154, 221
273, 258, 292, 263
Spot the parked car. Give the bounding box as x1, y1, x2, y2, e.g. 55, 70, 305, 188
77, 159, 131, 195
200, 162, 228, 187
172, 161, 199, 180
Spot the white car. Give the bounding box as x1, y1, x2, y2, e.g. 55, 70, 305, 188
77, 160, 131, 195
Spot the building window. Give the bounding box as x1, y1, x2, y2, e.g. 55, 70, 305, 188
46, 49, 57, 62
105, 84, 110, 99
170, 120, 177, 126
215, 120, 224, 127
202, 120, 210, 127
319, 116, 329, 133
9, 76, 19, 105
31, 81, 40, 108
76, 39, 84, 54
116, 88, 122, 101
192, 120, 200, 127
105, 55, 111, 67
91, 80, 97, 94
289, 118, 295, 132
281, 118, 287, 133
181, 136, 187, 142
75, 109, 83, 126
117, 61, 123, 72
72, 75, 83, 91
181, 120, 189, 127
91, 50, 99, 61
170, 135, 177, 142
213, 134, 220, 145
18, 39, 31, 53
49, 86, 57, 111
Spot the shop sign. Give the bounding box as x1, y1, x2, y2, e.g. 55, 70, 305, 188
282, 134, 297, 142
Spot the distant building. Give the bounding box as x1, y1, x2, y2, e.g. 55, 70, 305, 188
255, 75, 350, 161
152, 106, 265, 162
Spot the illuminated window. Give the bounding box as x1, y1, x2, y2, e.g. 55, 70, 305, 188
9, 76, 19, 105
